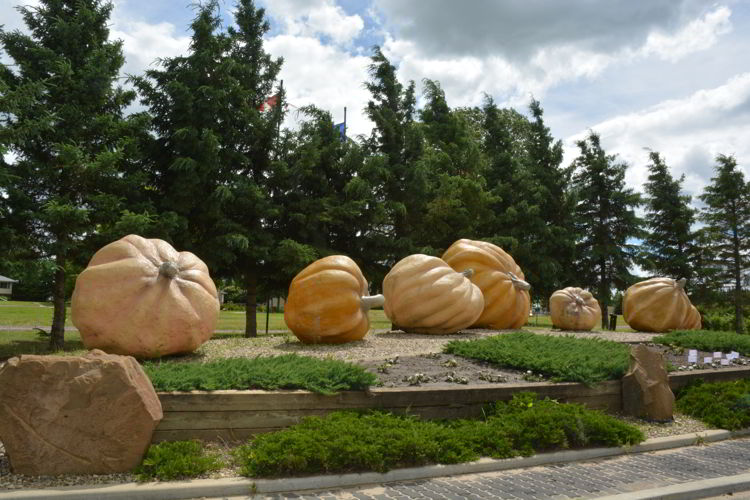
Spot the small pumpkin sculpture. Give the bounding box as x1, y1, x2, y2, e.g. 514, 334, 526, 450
284, 255, 384, 344
383, 254, 484, 334
441, 239, 530, 329
549, 287, 601, 331
71, 234, 220, 358
622, 277, 702, 333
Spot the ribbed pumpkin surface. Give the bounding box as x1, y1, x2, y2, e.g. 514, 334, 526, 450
549, 287, 601, 331
71, 234, 219, 358
623, 277, 701, 333
383, 254, 484, 334
284, 255, 373, 344
441, 239, 530, 329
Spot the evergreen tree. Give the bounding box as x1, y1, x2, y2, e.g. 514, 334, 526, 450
640, 151, 696, 280
363, 47, 426, 269
0, 0, 148, 348
131, 0, 283, 337
699, 154, 750, 333
571, 131, 642, 321
417, 80, 492, 252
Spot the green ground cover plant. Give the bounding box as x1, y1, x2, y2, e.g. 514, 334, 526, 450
675, 379, 750, 430
653, 330, 750, 356
143, 354, 378, 394
134, 440, 224, 481
233, 393, 644, 477
443, 331, 630, 385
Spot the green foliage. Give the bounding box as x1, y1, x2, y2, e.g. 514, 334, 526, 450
0, 0, 150, 348
134, 441, 224, 481
640, 151, 696, 280
675, 380, 750, 430
698, 155, 750, 333
570, 131, 643, 309
443, 331, 630, 385
234, 393, 644, 477
653, 330, 750, 356
143, 354, 377, 394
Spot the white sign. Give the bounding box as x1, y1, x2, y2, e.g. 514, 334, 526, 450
704, 357, 713, 364
689, 349, 698, 356
713, 352, 723, 359
721, 359, 730, 366
730, 351, 740, 359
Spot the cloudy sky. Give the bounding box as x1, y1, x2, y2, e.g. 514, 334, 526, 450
3, 0, 749, 203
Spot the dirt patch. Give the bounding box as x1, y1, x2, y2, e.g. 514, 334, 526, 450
358, 352, 539, 388
355, 340, 750, 389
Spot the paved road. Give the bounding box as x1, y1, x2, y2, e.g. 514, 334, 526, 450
199, 437, 750, 500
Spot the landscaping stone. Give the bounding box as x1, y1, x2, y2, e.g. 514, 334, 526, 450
622, 344, 674, 421
0, 349, 162, 475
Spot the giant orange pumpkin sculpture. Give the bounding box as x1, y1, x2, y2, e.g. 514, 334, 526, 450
383, 254, 484, 334
622, 277, 701, 333
549, 287, 601, 331
71, 234, 220, 358
441, 239, 530, 329
284, 255, 384, 343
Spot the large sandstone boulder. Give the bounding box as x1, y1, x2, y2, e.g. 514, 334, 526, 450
0, 350, 162, 475
621, 344, 674, 421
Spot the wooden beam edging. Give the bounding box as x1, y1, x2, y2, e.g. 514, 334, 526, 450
152, 367, 750, 443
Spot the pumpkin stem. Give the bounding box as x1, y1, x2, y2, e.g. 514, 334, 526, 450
677, 277, 687, 288
461, 268, 474, 279
361, 294, 385, 311
574, 295, 584, 306
159, 261, 179, 279
508, 272, 531, 291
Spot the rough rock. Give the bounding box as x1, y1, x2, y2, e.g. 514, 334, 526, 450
621, 344, 674, 421
0, 350, 162, 475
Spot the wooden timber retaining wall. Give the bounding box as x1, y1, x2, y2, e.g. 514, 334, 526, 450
152, 366, 750, 443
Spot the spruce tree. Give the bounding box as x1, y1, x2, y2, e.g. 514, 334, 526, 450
699, 154, 750, 333
363, 47, 426, 270
640, 151, 696, 280
0, 0, 147, 349
571, 131, 643, 321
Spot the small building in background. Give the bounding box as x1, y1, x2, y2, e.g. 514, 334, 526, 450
0, 275, 18, 298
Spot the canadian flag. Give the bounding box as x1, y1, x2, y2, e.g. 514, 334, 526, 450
258, 94, 279, 112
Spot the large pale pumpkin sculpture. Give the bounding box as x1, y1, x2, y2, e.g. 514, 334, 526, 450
441, 239, 530, 329
284, 255, 385, 344
71, 235, 220, 358
622, 277, 702, 332
383, 254, 484, 334
549, 287, 601, 331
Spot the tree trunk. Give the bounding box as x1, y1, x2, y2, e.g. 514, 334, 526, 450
49, 252, 67, 351
244, 268, 258, 338
733, 235, 745, 333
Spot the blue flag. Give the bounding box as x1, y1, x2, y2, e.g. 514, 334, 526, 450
334, 122, 346, 141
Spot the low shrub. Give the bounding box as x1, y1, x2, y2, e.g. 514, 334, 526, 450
675, 379, 750, 430
444, 331, 630, 385
221, 302, 246, 311
142, 354, 378, 394
653, 330, 750, 356
234, 393, 644, 477
134, 441, 224, 481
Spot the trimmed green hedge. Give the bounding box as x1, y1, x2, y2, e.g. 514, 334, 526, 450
444, 331, 630, 385
653, 330, 750, 356
676, 379, 750, 430
142, 354, 377, 394
233, 393, 644, 477
134, 441, 224, 481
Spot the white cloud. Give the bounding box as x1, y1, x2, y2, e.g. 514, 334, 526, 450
564, 73, 750, 199
265, 34, 372, 136
260, 0, 363, 45
638, 6, 732, 62
110, 20, 190, 78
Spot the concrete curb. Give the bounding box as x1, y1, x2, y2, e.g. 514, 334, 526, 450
1, 430, 748, 500
597, 472, 750, 500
